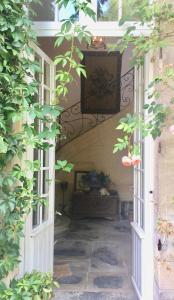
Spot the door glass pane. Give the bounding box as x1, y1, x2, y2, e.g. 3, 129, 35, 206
30, 0, 55, 21
33, 171, 39, 193
138, 199, 141, 226
58, 2, 79, 21
32, 205, 40, 227
44, 61, 50, 87
134, 170, 138, 196
34, 54, 42, 102
43, 122, 50, 142
97, 0, 118, 21
44, 89, 50, 105
42, 198, 49, 222
140, 172, 144, 199
141, 142, 144, 170
33, 149, 40, 193
35, 54, 42, 82
34, 148, 39, 161
135, 196, 138, 224
43, 150, 49, 168
43, 170, 49, 194
140, 202, 144, 229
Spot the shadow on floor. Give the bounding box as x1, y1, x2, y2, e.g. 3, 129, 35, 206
54, 218, 137, 300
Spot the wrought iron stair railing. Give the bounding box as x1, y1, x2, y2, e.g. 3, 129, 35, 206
57, 68, 134, 149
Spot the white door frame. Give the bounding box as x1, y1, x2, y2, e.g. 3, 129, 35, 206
132, 53, 155, 300
19, 43, 56, 275
18, 42, 155, 299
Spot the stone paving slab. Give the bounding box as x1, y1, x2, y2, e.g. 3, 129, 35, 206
87, 271, 131, 292
57, 273, 88, 291
54, 291, 138, 300
55, 220, 131, 243
90, 243, 125, 273
54, 259, 90, 274
54, 219, 136, 300
54, 240, 91, 259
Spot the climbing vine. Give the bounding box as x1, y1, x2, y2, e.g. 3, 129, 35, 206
0, 0, 95, 297
113, 0, 174, 162
1, 0, 174, 295
112, 0, 174, 257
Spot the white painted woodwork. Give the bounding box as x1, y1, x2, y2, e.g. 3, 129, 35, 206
19, 44, 55, 275
132, 55, 154, 300
31, 0, 152, 37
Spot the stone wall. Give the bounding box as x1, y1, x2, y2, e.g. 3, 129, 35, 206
154, 45, 174, 299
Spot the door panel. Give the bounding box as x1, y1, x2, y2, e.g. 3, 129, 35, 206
32, 223, 54, 272
20, 44, 55, 275
132, 229, 142, 296
132, 56, 154, 300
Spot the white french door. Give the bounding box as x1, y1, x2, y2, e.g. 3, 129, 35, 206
132, 55, 154, 300
20, 44, 55, 275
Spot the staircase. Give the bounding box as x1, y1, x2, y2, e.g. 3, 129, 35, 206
57, 68, 134, 150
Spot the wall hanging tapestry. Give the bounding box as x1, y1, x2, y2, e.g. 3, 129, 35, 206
81, 51, 122, 114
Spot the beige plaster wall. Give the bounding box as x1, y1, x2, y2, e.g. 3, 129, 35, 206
38, 37, 133, 109
154, 45, 174, 299
37, 37, 134, 214
55, 105, 133, 213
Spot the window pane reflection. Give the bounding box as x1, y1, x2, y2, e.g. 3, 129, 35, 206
31, 0, 55, 21
122, 0, 148, 21
97, 0, 118, 21
58, 2, 79, 21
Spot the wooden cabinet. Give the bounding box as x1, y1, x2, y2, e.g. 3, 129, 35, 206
71, 192, 119, 220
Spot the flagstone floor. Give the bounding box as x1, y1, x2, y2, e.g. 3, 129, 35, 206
54, 218, 137, 300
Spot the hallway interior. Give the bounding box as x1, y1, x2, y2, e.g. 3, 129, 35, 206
54, 218, 137, 300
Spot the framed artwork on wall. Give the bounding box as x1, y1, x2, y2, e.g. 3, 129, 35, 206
81, 51, 122, 114
74, 171, 89, 191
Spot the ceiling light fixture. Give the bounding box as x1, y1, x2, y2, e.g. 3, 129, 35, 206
88, 36, 106, 49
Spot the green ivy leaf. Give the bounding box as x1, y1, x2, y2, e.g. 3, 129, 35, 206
55, 160, 74, 173
0, 137, 8, 153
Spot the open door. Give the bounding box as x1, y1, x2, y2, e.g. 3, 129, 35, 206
20, 44, 55, 275
131, 56, 154, 300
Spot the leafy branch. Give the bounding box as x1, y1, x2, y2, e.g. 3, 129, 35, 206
113, 0, 174, 164
0, 0, 96, 294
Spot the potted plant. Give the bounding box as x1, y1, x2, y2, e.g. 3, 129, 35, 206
81, 171, 110, 192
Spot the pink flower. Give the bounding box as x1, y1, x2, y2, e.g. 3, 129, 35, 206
122, 156, 132, 167
169, 125, 174, 134
131, 155, 141, 166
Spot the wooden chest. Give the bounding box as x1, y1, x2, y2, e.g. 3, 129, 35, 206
71, 193, 119, 220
